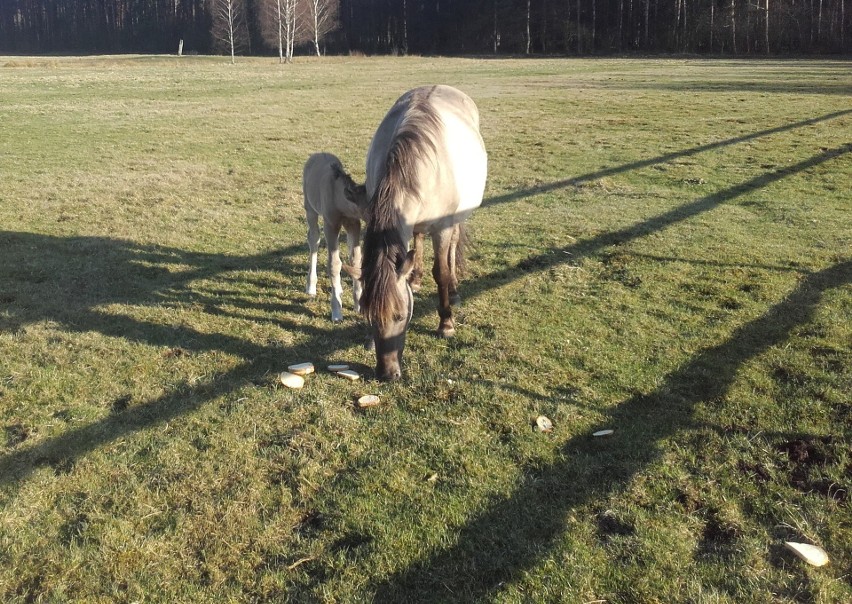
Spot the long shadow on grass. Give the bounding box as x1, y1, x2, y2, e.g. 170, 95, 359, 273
483, 109, 851, 208
470, 143, 850, 298
0, 235, 368, 485
364, 143, 851, 600
371, 263, 852, 602
1, 140, 848, 489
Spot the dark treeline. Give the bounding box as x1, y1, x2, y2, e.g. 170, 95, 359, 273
1, 0, 849, 56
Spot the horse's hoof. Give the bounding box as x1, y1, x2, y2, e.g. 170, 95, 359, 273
436, 326, 455, 338
449, 293, 461, 306
364, 337, 376, 351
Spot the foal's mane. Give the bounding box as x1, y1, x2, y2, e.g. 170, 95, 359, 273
361, 88, 442, 327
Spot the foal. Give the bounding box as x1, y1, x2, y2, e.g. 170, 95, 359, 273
302, 153, 367, 322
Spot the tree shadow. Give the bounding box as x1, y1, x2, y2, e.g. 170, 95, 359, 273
0, 111, 848, 600
370, 258, 851, 601
362, 141, 851, 599
0, 232, 368, 485
3, 137, 847, 490
483, 110, 851, 208
467, 143, 850, 305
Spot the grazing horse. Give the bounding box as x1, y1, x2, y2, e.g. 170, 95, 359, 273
302, 152, 367, 322
352, 85, 487, 381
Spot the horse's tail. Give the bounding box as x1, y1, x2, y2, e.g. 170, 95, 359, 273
454, 222, 470, 279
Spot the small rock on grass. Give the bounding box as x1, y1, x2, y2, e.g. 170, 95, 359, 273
355, 394, 381, 409
279, 371, 305, 389
336, 369, 360, 381
535, 415, 553, 433
288, 362, 314, 376
784, 542, 829, 567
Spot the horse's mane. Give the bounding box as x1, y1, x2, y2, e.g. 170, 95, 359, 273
330, 162, 356, 190
361, 89, 442, 327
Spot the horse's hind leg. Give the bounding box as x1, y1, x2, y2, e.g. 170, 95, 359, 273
325, 219, 345, 322
345, 219, 362, 314
409, 232, 425, 292
305, 209, 321, 297
448, 224, 462, 306
431, 228, 455, 338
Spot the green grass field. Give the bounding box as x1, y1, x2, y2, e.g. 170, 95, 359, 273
0, 55, 850, 603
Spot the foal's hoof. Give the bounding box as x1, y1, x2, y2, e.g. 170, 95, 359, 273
436, 326, 456, 339
449, 293, 462, 306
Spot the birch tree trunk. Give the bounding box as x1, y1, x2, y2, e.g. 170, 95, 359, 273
276, 0, 283, 62
526, 0, 531, 54
765, 0, 770, 53
818, 0, 824, 41
577, 0, 582, 53
730, 0, 737, 53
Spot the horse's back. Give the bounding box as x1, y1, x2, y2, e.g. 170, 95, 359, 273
303, 152, 338, 213
366, 85, 486, 231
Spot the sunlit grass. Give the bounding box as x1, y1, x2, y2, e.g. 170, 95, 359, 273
0, 55, 850, 602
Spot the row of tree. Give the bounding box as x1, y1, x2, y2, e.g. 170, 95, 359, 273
1, 0, 848, 56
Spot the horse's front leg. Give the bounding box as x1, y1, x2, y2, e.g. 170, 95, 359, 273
305, 209, 321, 297
345, 219, 363, 314
324, 219, 345, 322
431, 229, 455, 338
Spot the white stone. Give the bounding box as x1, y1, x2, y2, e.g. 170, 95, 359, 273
279, 372, 305, 389
287, 362, 315, 376
784, 542, 829, 567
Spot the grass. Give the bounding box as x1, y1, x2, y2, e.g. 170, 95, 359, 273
0, 55, 850, 603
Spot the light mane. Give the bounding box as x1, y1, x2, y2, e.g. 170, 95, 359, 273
361, 89, 443, 327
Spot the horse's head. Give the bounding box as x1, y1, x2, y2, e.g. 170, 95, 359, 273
332, 164, 368, 216
347, 248, 415, 381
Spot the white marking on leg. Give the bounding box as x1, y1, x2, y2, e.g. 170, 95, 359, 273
347, 223, 363, 314
306, 211, 320, 297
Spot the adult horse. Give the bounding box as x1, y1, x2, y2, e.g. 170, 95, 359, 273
352, 85, 487, 381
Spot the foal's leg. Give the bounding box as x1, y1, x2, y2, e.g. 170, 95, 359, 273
305, 209, 321, 297
431, 228, 455, 338
345, 218, 363, 314
409, 232, 425, 292
324, 219, 345, 322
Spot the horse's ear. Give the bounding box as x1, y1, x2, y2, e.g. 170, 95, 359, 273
343, 263, 362, 280
397, 249, 416, 281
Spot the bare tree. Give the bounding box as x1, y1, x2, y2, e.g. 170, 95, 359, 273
305, 0, 338, 56
730, 0, 737, 53
211, 0, 249, 63
765, 0, 770, 53
264, 0, 299, 62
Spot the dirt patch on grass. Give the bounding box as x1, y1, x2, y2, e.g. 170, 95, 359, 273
777, 437, 848, 505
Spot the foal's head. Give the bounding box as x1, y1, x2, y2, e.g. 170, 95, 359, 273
331, 164, 368, 214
